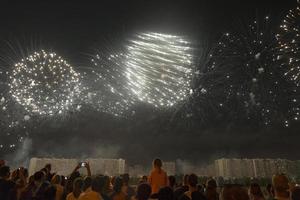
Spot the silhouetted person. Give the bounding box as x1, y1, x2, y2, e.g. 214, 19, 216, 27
174, 175, 189, 200
66, 177, 83, 200
0, 165, 17, 200
291, 186, 300, 200
168, 176, 177, 190
148, 158, 168, 194
122, 173, 135, 200
158, 186, 174, 200
111, 177, 126, 200
272, 174, 290, 200
180, 174, 207, 200
136, 183, 151, 200
79, 176, 103, 200
249, 183, 265, 200
221, 184, 249, 200
205, 178, 219, 200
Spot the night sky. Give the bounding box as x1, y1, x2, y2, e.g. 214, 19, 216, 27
0, 0, 299, 166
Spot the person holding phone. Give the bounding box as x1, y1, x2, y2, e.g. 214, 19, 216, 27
72, 162, 91, 177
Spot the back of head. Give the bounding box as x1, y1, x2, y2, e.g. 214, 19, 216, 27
0, 165, 10, 179
168, 176, 176, 188
188, 174, 198, 188
51, 174, 61, 185
272, 174, 289, 198
45, 164, 51, 172
113, 176, 123, 193
153, 158, 163, 169
158, 186, 174, 200
249, 183, 263, 197
292, 186, 300, 200
92, 176, 103, 193
183, 174, 189, 186
83, 176, 92, 191
137, 183, 152, 200
206, 178, 217, 189
122, 173, 130, 185
0, 160, 5, 167
44, 185, 56, 200
73, 177, 84, 191
205, 179, 218, 200
221, 184, 249, 200
34, 171, 45, 182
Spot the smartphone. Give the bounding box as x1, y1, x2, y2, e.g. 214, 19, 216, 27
80, 162, 86, 167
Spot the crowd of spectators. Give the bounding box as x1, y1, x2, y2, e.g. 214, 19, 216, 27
0, 158, 299, 200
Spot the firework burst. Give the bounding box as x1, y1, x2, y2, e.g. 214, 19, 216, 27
277, 2, 300, 86
9, 50, 81, 116
85, 32, 195, 116
125, 32, 194, 108
208, 16, 299, 126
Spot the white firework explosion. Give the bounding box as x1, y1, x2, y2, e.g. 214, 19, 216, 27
9, 50, 81, 116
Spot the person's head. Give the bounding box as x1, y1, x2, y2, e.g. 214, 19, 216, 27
168, 176, 176, 188
291, 186, 300, 200
44, 185, 56, 200
40, 168, 48, 178
188, 174, 198, 189
73, 177, 84, 196
158, 187, 174, 200
83, 176, 92, 191
91, 176, 103, 193
153, 158, 163, 169
249, 183, 263, 198
61, 175, 67, 186
102, 175, 111, 193
206, 178, 217, 190
221, 184, 249, 200
0, 160, 5, 168
0, 165, 10, 179
113, 176, 123, 193
136, 183, 152, 200
34, 171, 45, 185
45, 164, 51, 173
23, 168, 29, 179
51, 174, 61, 185
272, 174, 290, 199
122, 173, 130, 185
197, 184, 204, 193
183, 174, 189, 186
140, 175, 148, 183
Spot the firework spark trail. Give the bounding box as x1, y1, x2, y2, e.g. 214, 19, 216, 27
87, 32, 195, 116
277, 2, 300, 86
88, 50, 136, 117
9, 50, 81, 116
125, 32, 194, 108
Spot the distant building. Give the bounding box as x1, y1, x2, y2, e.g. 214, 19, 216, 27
214, 158, 300, 178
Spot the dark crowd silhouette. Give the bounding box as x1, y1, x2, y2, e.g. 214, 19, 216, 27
0, 158, 299, 200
